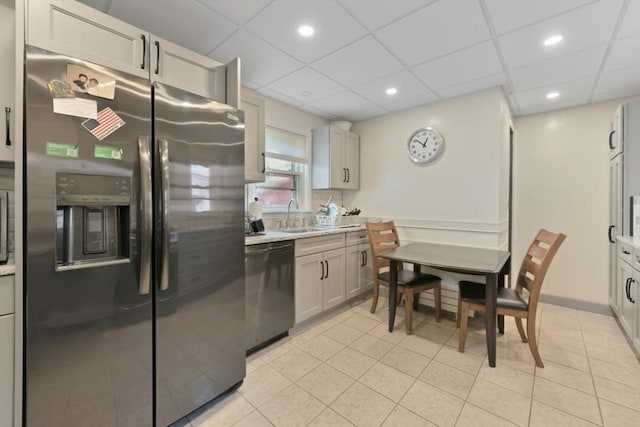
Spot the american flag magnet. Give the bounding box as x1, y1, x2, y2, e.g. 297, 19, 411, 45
81, 107, 125, 140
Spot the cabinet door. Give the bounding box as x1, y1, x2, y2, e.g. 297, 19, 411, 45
26, 0, 148, 77
0, 0, 15, 161
360, 243, 373, 291
329, 127, 346, 189
295, 253, 323, 324
344, 132, 360, 190
150, 35, 226, 102
609, 104, 623, 159
633, 270, 640, 351
323, 248, 346, 310
345, 244, 363, 298
0, 314, 13, 427
618, 260, 634, 336
242, 92, 266, 183
610, 156, 622, 313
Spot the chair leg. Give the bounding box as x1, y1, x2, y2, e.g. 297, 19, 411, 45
404, 290, 414, 335
456, 293, 461, 328
413, 290, 420, 311
458, 301, 469, 352
370, 282, 379, 313
526, 316, 544, 368
434, 285, 441, 322
515, 317, 528, 342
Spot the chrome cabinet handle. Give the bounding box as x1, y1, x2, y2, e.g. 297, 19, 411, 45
140, 35, 146, 69
626, 277, 632, 302
138, 136, 152, 295
155, 41, 160, 75
609, 130, 616, 150
159, 139, 170, 291
4, 107, 10, 146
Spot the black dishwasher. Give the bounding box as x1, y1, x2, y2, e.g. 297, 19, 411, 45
245, 240, 295, 353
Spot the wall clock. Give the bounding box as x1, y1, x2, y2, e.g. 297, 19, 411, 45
407, 126, 444, 164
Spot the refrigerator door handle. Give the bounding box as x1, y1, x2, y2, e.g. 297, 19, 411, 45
138, 136, 152, 295
159, 138, 170, 291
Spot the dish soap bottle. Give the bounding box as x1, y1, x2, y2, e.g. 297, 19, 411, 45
248, 197, 263, 220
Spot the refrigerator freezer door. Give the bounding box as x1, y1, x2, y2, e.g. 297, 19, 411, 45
24, 46, 153, 426
153, 83, 246, 425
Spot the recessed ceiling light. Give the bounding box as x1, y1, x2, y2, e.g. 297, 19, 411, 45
546, 91, 560, 99
386, 87, 397, 95
543, 35, 563, 46
298, 25, 314, 37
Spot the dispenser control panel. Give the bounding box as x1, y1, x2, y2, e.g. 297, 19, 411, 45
56, 173, 131, 206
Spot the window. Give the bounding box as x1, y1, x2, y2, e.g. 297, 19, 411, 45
248, 126, 310, 211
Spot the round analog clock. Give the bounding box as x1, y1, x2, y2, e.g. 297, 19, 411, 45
407, 127, 444, 164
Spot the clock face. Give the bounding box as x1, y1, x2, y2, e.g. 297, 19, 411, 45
407, 127, 444, 164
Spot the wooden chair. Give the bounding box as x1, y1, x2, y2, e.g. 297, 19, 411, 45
366, 221, 442, 334
457, 228, 566, 367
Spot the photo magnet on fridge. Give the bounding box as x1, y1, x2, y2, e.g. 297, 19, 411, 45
66, 64, 117, 100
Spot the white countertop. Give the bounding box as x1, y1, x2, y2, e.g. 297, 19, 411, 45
245, 225, 366, 246
0, 264, 15, 276
617, 236, 640, 248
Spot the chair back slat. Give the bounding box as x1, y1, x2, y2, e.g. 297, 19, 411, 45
366, 221, 402, 276
515, 229, 566, 313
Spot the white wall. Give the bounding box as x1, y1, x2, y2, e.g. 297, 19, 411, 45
346, 87, 511, 248
513, 96, 640, 307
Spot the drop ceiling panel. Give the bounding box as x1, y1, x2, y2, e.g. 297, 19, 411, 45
108, 0, 237, 55
436, 73, 506, 99
255, 87, 304, 108
347, 105, 390, 122
245, 0, 367, 63
510, 45, 605, 92
197, 0, 270, 24
484, 0, 594, 36
593, 66, 640, 102
352, 70, 432, 105
265, 67, 345, 103
211, 30, 303, 85
516, 76, 593, 115
337, 0, 433, 31
311, 36, 404, 87
375, 0, 490, 66
412, 41, 503, 91
498, 0, 623, 69
617, 0, 640, 39
313, 90, 378, 118
382, 92, 439, 113
604, 34, 640, 73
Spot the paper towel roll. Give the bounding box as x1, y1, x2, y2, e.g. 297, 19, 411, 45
248, 197, 263, 220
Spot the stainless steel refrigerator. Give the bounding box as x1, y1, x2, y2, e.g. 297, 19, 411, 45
24, 46, 246, 427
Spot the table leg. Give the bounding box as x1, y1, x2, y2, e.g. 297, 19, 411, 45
485, 273, 498, 367
388, 259, 398, 332
498, 271, 505, 334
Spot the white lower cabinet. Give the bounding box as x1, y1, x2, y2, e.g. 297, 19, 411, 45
345, 230, 373, 298
0, 313, 13, 427
294, 234, 347, 324
616, 238, 640, 355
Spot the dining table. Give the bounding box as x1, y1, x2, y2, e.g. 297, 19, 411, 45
378, 242, 510, 368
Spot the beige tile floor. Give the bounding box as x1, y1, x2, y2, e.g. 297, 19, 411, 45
181, 297, 640, 427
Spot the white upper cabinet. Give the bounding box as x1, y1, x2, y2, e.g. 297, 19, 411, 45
25, 0, 237, 104
25, 0, 148, 78
241, 91, 266, 183
312, 125, 360, 190
149, 35, 226, 103
0, 0, 16, 161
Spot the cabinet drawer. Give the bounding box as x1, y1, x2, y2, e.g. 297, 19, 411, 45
346, 230, 368, 246
296, 234, 345, 257
633, 249, 640, 271
619, 242, 633, 264
0, 275, 13, 316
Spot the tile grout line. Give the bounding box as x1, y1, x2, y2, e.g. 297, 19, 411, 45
578, 309, 606, 427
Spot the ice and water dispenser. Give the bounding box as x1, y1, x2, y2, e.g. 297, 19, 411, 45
55, 172, 131, 269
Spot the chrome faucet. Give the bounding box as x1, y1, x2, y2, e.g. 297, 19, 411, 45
286, 198, 298, 229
